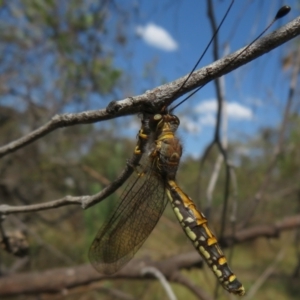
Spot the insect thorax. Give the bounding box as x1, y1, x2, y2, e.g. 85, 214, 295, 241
145, 113, 182, 180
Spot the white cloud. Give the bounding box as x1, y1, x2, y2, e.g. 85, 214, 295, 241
136, 23, 178, 51
199, 114, 215, 126
226, 102, 253, 120
179, 100, 253, 134
181, 113, 216, 134
195, 100, 253, 120
180, 116, 201, 133
195, 100, 217, 113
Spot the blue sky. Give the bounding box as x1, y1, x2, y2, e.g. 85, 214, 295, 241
108, 0, 299, 158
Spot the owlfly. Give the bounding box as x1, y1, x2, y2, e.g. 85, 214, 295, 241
89, 3, 291, 297
89, 110, 245, 295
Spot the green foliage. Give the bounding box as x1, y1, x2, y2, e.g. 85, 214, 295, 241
0, 0, 122, 112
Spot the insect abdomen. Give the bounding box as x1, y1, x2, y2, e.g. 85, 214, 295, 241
167, 180, 245, 296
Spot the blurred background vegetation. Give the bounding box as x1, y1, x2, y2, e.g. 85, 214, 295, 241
0, 1, 300, 299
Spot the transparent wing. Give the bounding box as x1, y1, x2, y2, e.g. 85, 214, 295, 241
89, 163, 167, 274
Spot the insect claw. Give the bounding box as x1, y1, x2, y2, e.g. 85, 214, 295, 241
138, 130, 148, 140
134, 146, 142, 154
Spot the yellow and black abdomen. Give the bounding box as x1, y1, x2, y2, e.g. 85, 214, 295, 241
167, 180, 245, 296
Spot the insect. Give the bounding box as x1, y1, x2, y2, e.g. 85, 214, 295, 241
89, 110, 245, 296
89, 2, 291, 297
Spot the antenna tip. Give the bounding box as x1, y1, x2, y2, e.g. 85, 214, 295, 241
275, 5, 291, 20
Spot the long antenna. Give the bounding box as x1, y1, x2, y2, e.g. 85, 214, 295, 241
171, 0, 235, 99
170, 5, 291, 112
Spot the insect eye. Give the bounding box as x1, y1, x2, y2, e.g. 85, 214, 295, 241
173, 115, 180, 125
153, 114, 162, 121
146, 114, 162, 131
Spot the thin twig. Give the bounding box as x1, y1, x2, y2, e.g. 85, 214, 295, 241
205, 0, 232, 244
141, 266, 177, 300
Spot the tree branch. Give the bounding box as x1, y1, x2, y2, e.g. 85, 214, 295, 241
223, 214, 300, 246
0, 16, 299, 160
1, 214, 299, 297
0, 252, 205, 297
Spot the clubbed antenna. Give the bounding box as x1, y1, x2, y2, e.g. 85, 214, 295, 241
170, 5, 291, 112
